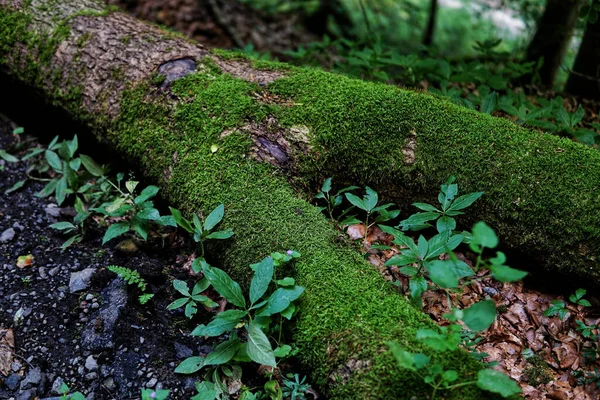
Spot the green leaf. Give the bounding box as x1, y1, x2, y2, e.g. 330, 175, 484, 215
102, 222, 130, 244
471, 221, 498, 249
409, 276, 428, 300
481, 92, 498, 114
476, 369, 521, 397
427, 260, 459, 289
204, 338, 241, 366
203, 266, 246, 308
185, 302, 197, 318
417, 235, 428, 259
246, 322, 276, 367
170, 207, 193, 233
5, 179, 26, 195
280, 303, 295, 320
37, 178, 58, 198
191, 381, 217, 400
167, 297, 189, 310
256, 286, 304, 317
55, 176, 68, 206
204, 204, 225, 232
191, 319, 238, 337
50, 221, 76, 231
205, 229, 234, 240
385, 254, 419, 267
273, 344, 292, 358
79, 154, 104, 176
462, 300, 496, 332
277, 277, 295, 287
130, 217, 149, 241
214, 309, 247, 322
60, 234, 82, 250
448, 192, 484, 212
67, 135, 78, 158
321, 178, 332, 193
398, 212, 439, 229
250, 256, 274, 304
0, 149, 18, 162
364, 186, 378, 212
45, 149, 62, 171
489, 265, 527, 282
134, 185, 159, 205
192, 277, 211, 294
174, 356, 205, 374
345, 193, 366, 211
412, 202, 440, 212
436, 216, 456, 234
173, 279, 191, 297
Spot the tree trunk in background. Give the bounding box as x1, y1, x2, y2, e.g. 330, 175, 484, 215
423, 0, 438, 47
566, 20, 600, 99
523, 0, 583, 87
303, 0, 355, 39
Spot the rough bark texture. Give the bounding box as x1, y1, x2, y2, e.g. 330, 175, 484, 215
566, 18, 600, 99
523, 0, 583, 87
2, 0, 600, 398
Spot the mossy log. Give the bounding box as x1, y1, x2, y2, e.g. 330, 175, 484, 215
0, 0, 598, 398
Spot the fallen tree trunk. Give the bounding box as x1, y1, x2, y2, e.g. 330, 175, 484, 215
1, 0, 599, 398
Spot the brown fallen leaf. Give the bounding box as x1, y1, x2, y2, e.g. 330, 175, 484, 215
0, 328, 15, 376
16, 254, 33, 268
346, 224, 365, 240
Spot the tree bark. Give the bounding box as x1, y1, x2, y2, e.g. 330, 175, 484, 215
522, 0, 583, 87
423, 0, 438, 47
566, 19, 600, 99
2, 0, 600, 397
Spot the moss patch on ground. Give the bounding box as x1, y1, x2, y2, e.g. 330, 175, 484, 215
109, 67, 496, 398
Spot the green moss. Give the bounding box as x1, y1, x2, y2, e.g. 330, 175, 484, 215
107, 67, 495, 399
524, 354, 553, 385
120, 34, 132, 45
76, 32, 92, 48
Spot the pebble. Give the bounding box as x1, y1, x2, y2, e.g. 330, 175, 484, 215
146, 377, 158, 388
20, 367, 42, 389
48, 266, 61, 277
69, 268, 95, 293
85, 355, 98, 371
4, 374, 21, 390
0, 227, 15, 243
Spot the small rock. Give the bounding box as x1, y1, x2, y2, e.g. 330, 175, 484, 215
0, 228, 15, 243
146, 377, 157, 388
103, 377, 116, 391
174, 342, 193, 359
4, 373, 21, 390
85, 356, 98, 371
44, 204, 61, 217
85, 372, 98, 381
12, 222, 24, 231
69, 268, 95, 293
11, 361, 22, 372
20, 367, 42, 390
17, 389, 36, 400
51, 377, 65, 394
48, 266, 61, 277
38, 267, 48, 279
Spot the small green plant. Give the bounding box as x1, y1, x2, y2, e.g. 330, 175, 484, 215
314, 177, 358, 221
574, 367, 600, 388
541, 287, 590, 321
570, 288, 592, 307
397, 176, 483, 234
167, 275, 218, 318
93, 180, 175, 244
107, 265, 154, 304
282, 373, 311, 400
59, 383, 86, 400
141, 388, 170, 400
169, 204, 233, 272
344, 186, 400, 234
174, 251, 303, 379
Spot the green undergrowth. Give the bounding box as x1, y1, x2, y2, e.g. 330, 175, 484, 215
262, 66, 600, 284
110, 65, 495, 398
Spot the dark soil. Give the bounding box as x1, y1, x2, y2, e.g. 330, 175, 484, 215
0, 118, 225, 400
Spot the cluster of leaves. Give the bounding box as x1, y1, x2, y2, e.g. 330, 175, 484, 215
107, 265, 154, 304
172, 249, 304, 399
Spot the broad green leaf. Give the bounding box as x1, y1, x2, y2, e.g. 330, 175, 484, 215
409, 276, 428, 300
192, 214, 203, 233
169, 207, 193, 233
277, 277, 295, 287
69, 158, 81, 172
436, 216, 456, 233
416, 328, 460, 351
204, 204, 225, 232
400, 266, 418, 276
481, 92, 498, 114
448, 192, 484, 212
37, 178, 58, 198
345, 193, 366, 211
21, 147, 43, 161
60, 234, 82, 250
185, 302, 197, 318
462, 300, 496, 332
280, 303, 295, 320
45, 150, 62, 171
321, 177, 332, 193
167, 297, 189, 310
80, 154, 104, 176
246, 322, 276, 367
273, 344, 292, 358
391, 233, 419, 255
399, 212, 439, 227
364, 186, 378, 212
191, 381, 217, 400
67, 135, 78, 158
192, 277, 211, 294
0, 150, 18, 162
174, 356, 205, 374
134, 185, 159, 205
131, 217, 149, 241
173, 279, 190, 296
55, 176, 68, 206
125, 180, 138, 193
490, 265, 527, 282
448, 258, 475, 279
256, 286, 304, 317
388, 342, 421, 371
204, 338, 240, 366
471, 221, 498, 249
476, 369, 521, 397
427, 260, 459, 289
412, 202, 440, 212
250, 256, 274, 304
102, 222, 130, 244
426, 233, 449, 259
417, 235, 429, 259
5, 179, 26, 194
204, 266, 246, 308
385, 254, 418, 267
50, 221, 76, 231
191, 319, 238, 337
205, 229, 234, 240
136, 208, 160, 221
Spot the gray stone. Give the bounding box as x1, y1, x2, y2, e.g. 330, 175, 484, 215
4, 373, 21, 390
102, 377, 116, 391
0, 228, 15, 243
69, 268, 95, 293
51, 377, 64, 395
174, 342, 193, 359
84, 372, 97, 380
20, 367, 42, 390
81, 279, 128, 351
85, 356, 98, 371
17, 389, 36, 400
12, 222, 24, 231
145, 377, 157, 388
48, 266, 60, 277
